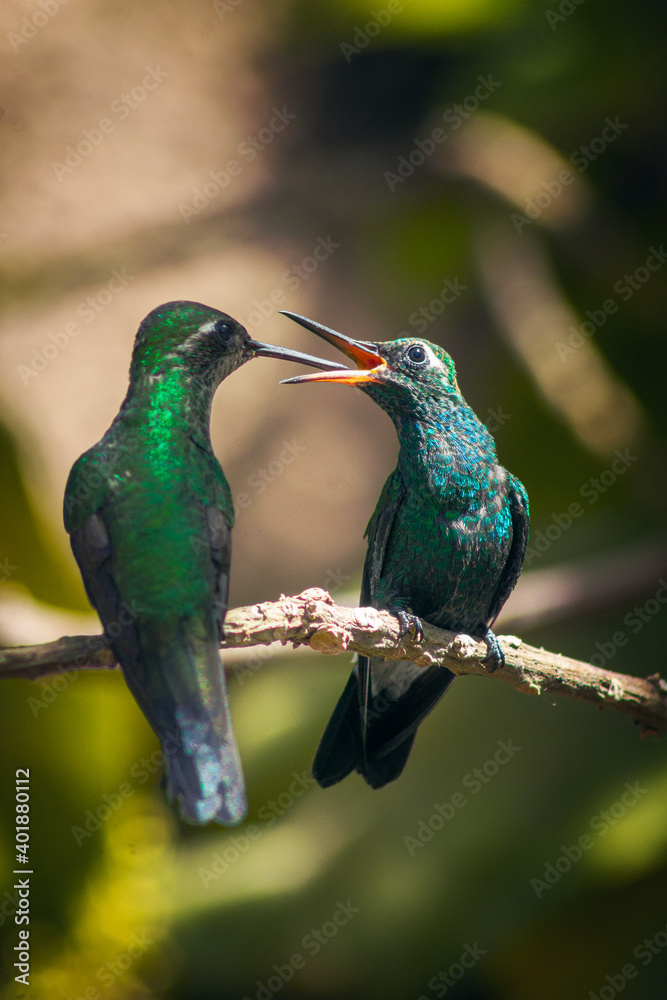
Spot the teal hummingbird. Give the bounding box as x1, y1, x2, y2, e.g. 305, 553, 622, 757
281, 312, 529, 790
64, 301, 346, 825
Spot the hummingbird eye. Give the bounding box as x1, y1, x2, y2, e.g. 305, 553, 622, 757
407, 344, 427, 364
213, 320, 234, 344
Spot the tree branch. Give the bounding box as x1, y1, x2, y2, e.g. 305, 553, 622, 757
1, 588, 665, 736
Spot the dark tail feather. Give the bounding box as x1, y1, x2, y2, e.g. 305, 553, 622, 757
67, 523, 245, 824
313, 657, 457, 790
357, 732, 417, 789
364, 662, 456, 761
312, 672, 364, 788
122, 630, 247, 826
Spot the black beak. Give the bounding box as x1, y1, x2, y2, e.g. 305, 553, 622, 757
277, 312, 386, 386
250, 340, 351, 372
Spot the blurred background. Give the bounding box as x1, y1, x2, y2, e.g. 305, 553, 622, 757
1, 0, 666, 996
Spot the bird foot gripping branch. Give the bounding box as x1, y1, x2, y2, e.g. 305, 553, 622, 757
241, 589, 513, 675
444, 632, 522, 671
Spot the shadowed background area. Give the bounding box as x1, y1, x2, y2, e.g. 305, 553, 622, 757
1, 0, 666, 997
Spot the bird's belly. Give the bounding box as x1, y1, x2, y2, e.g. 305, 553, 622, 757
378, 497, 512, 632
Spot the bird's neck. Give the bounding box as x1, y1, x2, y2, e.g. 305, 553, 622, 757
394, 401, 497, 488
116, 368, 216, 445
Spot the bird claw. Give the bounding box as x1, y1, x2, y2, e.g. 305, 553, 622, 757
392, 607, 424, 642
483, 630, 505, 672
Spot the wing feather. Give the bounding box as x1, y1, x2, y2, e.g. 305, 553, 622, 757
486, 473, 530, 626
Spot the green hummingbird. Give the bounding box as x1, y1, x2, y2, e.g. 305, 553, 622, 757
281, 312, 529, 790
64, 301, 346, 825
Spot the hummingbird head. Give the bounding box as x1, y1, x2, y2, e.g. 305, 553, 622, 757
129, 302, 349, 386
278, 312, 462, 421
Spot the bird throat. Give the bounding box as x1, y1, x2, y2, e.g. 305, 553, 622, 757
394, 403, 498, 499
119, 365, 216, 448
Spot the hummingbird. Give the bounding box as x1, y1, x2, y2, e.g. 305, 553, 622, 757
64, 301, 346, 825
281, 311, 529, 790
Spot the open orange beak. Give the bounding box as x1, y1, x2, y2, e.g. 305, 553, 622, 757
278, 312, 386, 384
